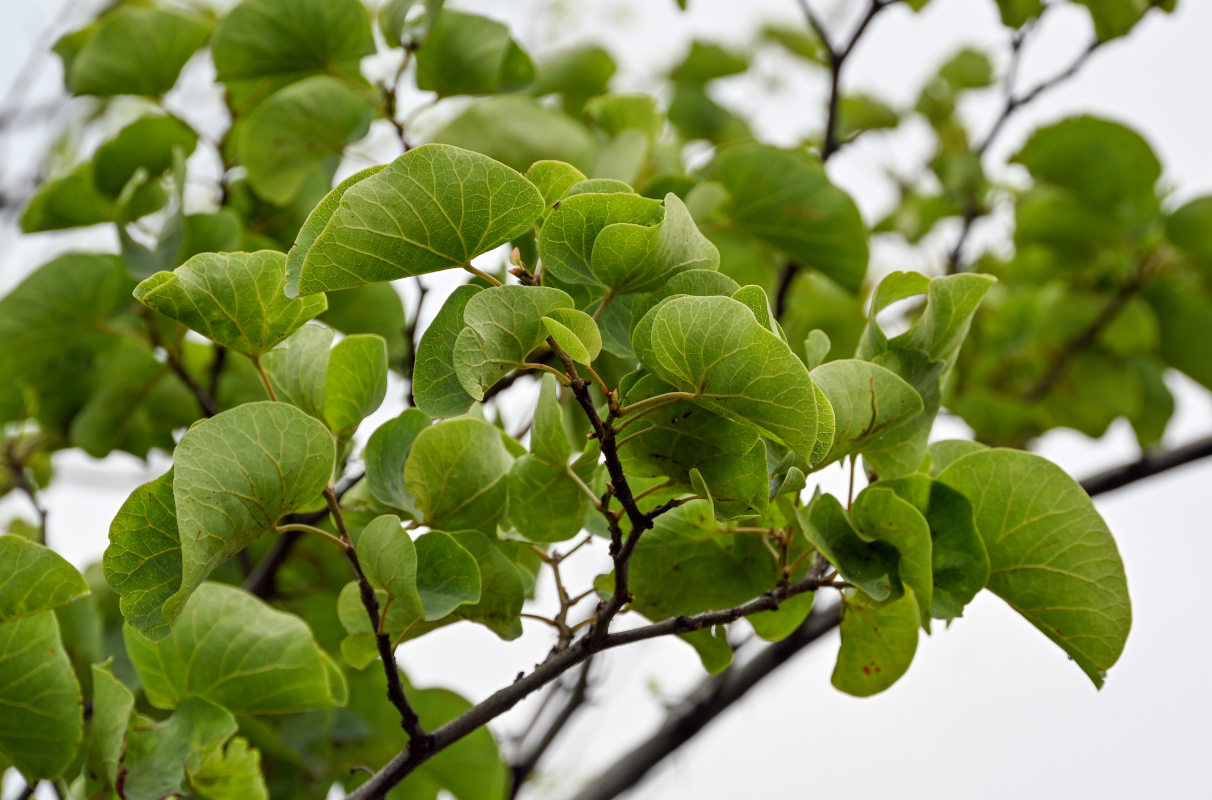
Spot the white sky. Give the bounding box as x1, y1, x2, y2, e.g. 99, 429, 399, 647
2, 1, 1211, 799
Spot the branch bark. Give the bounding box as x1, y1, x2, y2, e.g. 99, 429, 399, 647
566, 438, 1212, 799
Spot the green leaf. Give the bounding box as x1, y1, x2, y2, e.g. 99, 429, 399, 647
0, 611, 83, 779
531, 373, 572, 465
321, 283, 409, 368
533, 46, 617, 115
443, 531, 525, 639
93, 115, 199, 197
670, 41, 748, 84
832, 589, 920, 697
837, 94, 900, 141
996, 0, 1045, 27
293, 144, 543, 294
706, 143, 868, 293
61, 7, 209, 97
937, 47, 995, 90
525, 160, 588, 224
365, 409, 432, 516
324, 334, 388, 434
1166, 195, 1212, 263
539, 190, 665, 286
1012, 116, 1160, 215
87, 661, 134, 793
585, 93, 664, 139
125, 582, 346, 713
938, 449, 1131, 687
135, 250, 328, 359
431, 95, 599, 173
851, 487, 933, 624
809, 359, 923, 465
405, 418, 514, 535
619, 374, 768, 518
799, 493, 896, 600
20, 161, 164, 232
0, 534, 88, 623
168, 402, 335, 626
212, 0, 374, 87
415, 10, 535, 97
542, 308, 601, 364
414, 531, 482, 619
287, 165, 385, 295
262, 324, 333, 419
453, 285, 574, 399
239, 76, 375, 205
103, 472, 181, 640
507, 454, 593, 543
590, 193, 720, 295
1072, 0, 1171, 40
634, 294, 826, 462
414, 284, 483, 418
354, 515, 423, 615
1143, 278, 1212, 390
120, 695, 267, 800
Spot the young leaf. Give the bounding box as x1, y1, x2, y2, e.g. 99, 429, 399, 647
541, 307, 602, 364
798, 493, 896, 600
324, 334, 388, 434
414, 284, 482, 418
633, 294, 826, 462
590, 193, 720, 295
852, 486, 933, 625
168, 402, 335, 626
354, 514, 423, 615
938, 449, 1131, 687
365, 409, 432, 516
124, 582, 347, 713
810, 359, 923, 465
404, 418, 514, 535
0, 535, 89, 623
415, 532, 482, 620
539, 190, 664, 285
832, 589, 920, 697
293, 144, 544, 294
87, 662, 134, 793
134, 251, 328, 359
0, 611, 83, 779
103, 471, 181, 640
121, 696, 267, 800
262, 324, 333, 419
453, 285, 573, 399
525, 160, 588, 223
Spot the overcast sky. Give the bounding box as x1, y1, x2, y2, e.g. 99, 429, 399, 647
2, 2, 1211, 799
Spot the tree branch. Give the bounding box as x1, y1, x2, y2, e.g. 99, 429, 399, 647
345, 572, 836, 799
568, 438, 1212, 799
509, 660, 594, 798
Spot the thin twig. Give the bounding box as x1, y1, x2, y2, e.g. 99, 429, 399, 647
328, 486, 430, 749
509, 660, 594, 798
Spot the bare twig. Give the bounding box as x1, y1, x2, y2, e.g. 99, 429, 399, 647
509, 660, 594, 798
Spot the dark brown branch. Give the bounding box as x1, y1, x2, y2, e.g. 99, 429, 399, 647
242, 471, 364, 598
345, 572, 834, 799
1078, 434, 1212, 497
950, 32, 1106, 273
6, 440, 48, 544
327, 486, 429, 749
569, 440, 1212, 799
777, 0, 898, 307
568, 607, 843, 800
509, 660, 594, 798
